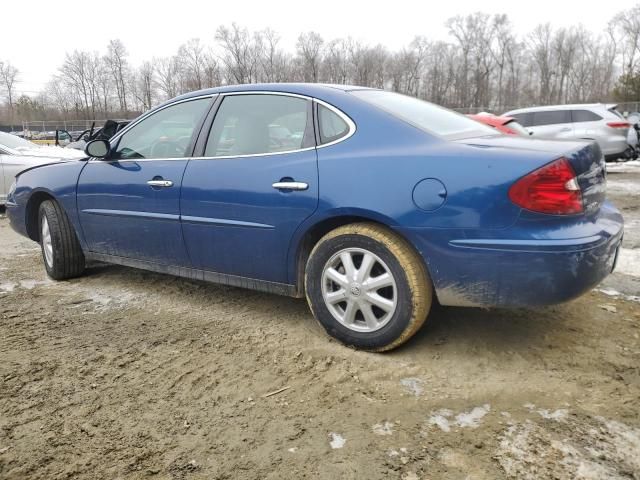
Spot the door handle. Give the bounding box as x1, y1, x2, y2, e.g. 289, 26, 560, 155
147, 180, 174, 188
272, 181, 309, 191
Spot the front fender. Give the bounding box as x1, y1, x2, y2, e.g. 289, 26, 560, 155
9, 161, 88, 248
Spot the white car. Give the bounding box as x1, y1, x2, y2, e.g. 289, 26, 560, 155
0, 132, 86, 205
504, 104, 631, 162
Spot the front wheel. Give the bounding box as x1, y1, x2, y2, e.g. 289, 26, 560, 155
305, 223, 432, 351
38, 200, 85, 280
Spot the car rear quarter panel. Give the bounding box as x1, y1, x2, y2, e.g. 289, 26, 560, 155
288, 96, 570, 285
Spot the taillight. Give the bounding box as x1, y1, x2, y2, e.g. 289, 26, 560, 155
509, 158, 583, 215
607, 121, 630, 129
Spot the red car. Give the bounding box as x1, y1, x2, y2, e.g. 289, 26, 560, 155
468, 113, 530, 136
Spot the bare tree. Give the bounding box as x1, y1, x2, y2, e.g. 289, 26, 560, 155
105, 39, 130, 113
60, 50, 101, 117
216, 23, 260, 84
296, 32, 324, 82
0, 61, 19, 117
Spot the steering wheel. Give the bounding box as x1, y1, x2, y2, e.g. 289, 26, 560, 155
149, 136, 192, 158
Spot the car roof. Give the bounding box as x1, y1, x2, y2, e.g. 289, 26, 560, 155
172, 83, 375, 102
506, 103, 617, 115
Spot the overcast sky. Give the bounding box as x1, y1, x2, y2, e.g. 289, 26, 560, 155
2, 0, 637, 96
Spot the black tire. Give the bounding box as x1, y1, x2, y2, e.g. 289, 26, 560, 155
38, 200, 85, 280
305, 223, 432, 352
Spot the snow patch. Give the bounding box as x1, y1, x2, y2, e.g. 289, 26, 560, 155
596, 288, 640, 303
614, 248, 640, 278
427, 405, 490, 432
0, 282, 16, 293
607, 178, 640, 195
372, 421, 394, 436
400, 377, 424, 397
329, 433, 345, 449
538, 408, 569, 422
496, 416, 640, 478
606, 160, 640, 173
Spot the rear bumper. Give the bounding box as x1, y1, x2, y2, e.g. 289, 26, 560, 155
399, 202, 624, 308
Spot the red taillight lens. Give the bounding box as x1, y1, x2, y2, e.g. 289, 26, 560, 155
509, 158, 583, 215
607, 121, 630, 129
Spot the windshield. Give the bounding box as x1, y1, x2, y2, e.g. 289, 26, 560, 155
350, 90, 496, 140
0, 131, 37, 151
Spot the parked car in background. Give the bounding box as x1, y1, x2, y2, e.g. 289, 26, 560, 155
468, 113, 530, 136
63, 120, 130, 150
504, 104, 631, 162
6, 84, 623, 351
0, 131, 85, 205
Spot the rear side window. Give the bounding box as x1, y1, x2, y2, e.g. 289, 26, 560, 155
205, 94, 310, 157
530, 110, 571, 126
571, 110, 602, 123
318, 104, 349, 144
351, 90, 495, 139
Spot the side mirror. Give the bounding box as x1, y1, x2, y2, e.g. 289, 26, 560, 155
85, 139, 111, 158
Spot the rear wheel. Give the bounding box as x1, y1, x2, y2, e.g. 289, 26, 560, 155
305, 223, 432, 351
38, 200, 85, 280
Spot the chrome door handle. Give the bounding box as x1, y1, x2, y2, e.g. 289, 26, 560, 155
272, 181, 309, 191
147, 180, 173, 187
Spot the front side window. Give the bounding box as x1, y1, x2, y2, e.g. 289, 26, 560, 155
530, 110, 571, 126
205, 95, 310, 157
350, 90, 495, 140
114, 98, 211, 160
318, 104, 350, 144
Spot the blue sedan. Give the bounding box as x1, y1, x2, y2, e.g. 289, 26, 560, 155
6, 84, 624, 351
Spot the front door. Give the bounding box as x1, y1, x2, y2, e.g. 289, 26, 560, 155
77, 96, 213, 266
181, 93, 318, 283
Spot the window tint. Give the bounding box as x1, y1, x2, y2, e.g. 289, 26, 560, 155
530, 110, 570, 126
509, 113, 533, 127
572, 110, 602, 123
114, 98, 211, 160
351, 90, 495, 139
318, 104, 349, 144
205, 95, 309, 157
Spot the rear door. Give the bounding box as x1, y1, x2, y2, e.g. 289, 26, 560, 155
180, 93, 318, 284
528, 110, 573, 139
570, 109, 603, 139
77, 96, 213, 266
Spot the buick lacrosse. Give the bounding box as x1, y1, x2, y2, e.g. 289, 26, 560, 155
6, 84, 623, 351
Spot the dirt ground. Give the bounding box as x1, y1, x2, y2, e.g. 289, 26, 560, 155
1, 165, 639, 480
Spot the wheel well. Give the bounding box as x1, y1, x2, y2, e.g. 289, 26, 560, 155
294, 216, 423, 296
25, 191, 55, 241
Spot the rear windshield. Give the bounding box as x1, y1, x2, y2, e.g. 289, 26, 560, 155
350, 90, 495, 140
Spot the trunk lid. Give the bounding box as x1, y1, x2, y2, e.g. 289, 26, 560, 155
455, 135, 606, 215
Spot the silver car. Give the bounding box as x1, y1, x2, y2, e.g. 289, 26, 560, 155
0, 132, 85, 205
504, 104, 630, 162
